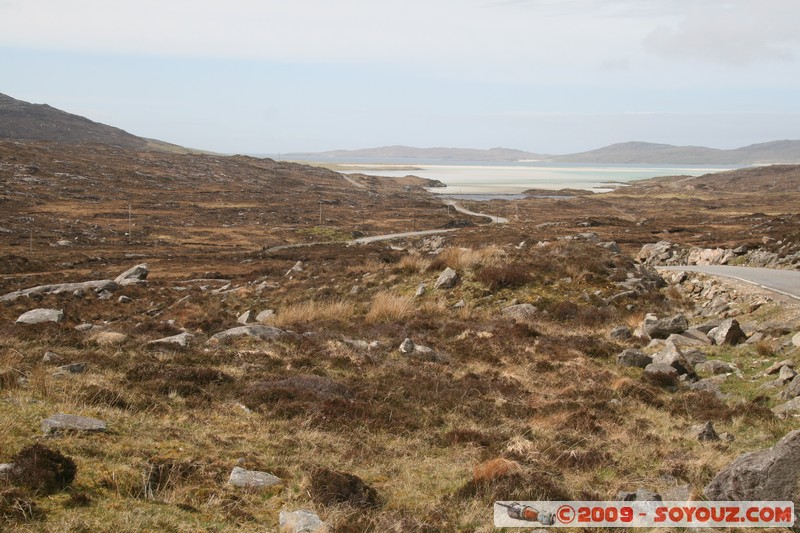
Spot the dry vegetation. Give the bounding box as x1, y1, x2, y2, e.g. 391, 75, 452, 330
1, 141, 798, 531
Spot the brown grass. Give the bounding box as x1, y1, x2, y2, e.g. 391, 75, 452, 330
428, 245, 503, 271
268, 299, 356, 327
365, 291, 414, 323
395, 254, 431, 274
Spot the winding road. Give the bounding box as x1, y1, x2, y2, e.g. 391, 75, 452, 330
445, 201, 509, 224
656, 265, 800, 300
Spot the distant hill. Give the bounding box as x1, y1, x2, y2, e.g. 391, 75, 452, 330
628, 164, 800, 194
288, 145, 549, 161
553, 140, 800, 165
0, 93, 189, 152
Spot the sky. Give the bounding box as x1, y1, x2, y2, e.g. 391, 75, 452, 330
1, 0, 799, 154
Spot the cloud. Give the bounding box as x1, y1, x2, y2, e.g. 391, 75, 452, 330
644, 0, 800, 65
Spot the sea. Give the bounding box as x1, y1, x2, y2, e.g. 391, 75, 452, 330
273, 156, 733, 199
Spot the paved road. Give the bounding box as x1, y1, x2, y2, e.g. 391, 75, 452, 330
657, 265, 800, 300
349, 228, 458, 245
445, 201, 509, 224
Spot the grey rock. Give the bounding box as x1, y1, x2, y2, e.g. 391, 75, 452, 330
642, 314, 688, 339
617, 488, 662, 501
256, 309, 276, 322
74, 323, 95, 332
778, 375, 800, 401
228, 466, 281, 488
667, 328, 712, 347
434, 267, 458, 289
778, 365, 798, 383
210, 325, 287, 343
793, 332, 800, 348
42, 413, 107, 435
147, 332, 194, 348
56, 362, 87, 374
690, 421, 720, 442
501, 303, 538, 321
118, 295, 132, 304
643, 363, 679, 386
695, 360, 736, 375
42, 351, 62, 363
0, 463, 12, 477
599, 241, 621, 253
609, 325, 631, 341
97, 290, 113, 300
1, 279, 118, 302
686, 375, 728, 399
652, 342, 695, 376
710, 318, 747, 346
704, 429, 800, 520
399, 338, 415, 354
773, 397, 800, 417
279, 509, 328, 533
285, 261, 304, 276
115, 264, 149, 287
616, 349, 652, 368
16, 308, 64, 324
415, 283, 426, 297
764, 359, 795, 375
453, 299, 465, 309
343, 339, 380, 351
237, 310, 253, 325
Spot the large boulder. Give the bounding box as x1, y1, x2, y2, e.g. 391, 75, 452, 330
41, 414, 107, 435
209, 325, 287, 343
1, 280, 118, 302
228, 466, 281, 488
501, 303, 538, 322
704, 430, 800, 523
709, 319, 747, 346
642, 314, 688, 339
651, 342, 695, 377
643, 363, 679, 387
115, 264, 149, 286
616, 349, 652, 368
434, 267, 458, 290
16, 309, 64, 324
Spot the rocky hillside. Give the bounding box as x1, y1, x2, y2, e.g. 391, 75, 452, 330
0, 93, 185, 152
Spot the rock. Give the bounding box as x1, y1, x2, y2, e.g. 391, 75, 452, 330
237, 310, 253, 325
793, 332, 800, 348
228, 466, 281, 488
778, 375, 800, 400
147, 332, 194, 348
16, 308, 64, 324
704, 429, 800, 520
642, 314, 688, 339
453, 299, 465, 309
599, 241, 621, 253
55, 362, 87, 375
501, 303, 538, 321
118, 295, 132, 304
616, 488, 662, 501
0, 463, 12, 477
434, 267, 458, 289
342, 339, 380, 351
661, 484, 692, 501
285, 261, 304, 276
74, 323, 95, 332
778, 365, 798, 383
609, 325, 631, 341
764, 359, 795, 375
710, 318, 747, 346
643, 363, 679, 386
115, 264, 149, 286
651, 342, 695, 376
209, 325, 287, 342
666, 329, 712, 347
256, 309, 275, 322
42, 351, 62, 363
41, 413, 107, 435
695, 360, 735, 375
690, 421, 720, 441
279, 509, 328, 533
399, 338, 415, 354
97, 290, 113, 300
1, 280, 118, 302
89, 331, 127, 346
773, 397, 800, 417
415, 283, 426, 297
616, 349, 652, 368
473, 458, 522, 484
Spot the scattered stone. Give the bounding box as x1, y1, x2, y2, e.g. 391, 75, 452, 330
97, 290, 113, 300
228, 466, 281, 489
778, 365, 798, 383
285, 261, 304, 276
16, 308, 64, 325
74, 323, 95, 332
764, 360, 795, 375
667, 328, 712, 347
41, 413, 107, 435
686, 375, 728, 399
209, 325, 287, 343
0, 463, 12, 477
399, 338, 415, 354
642, 314, 688, 339
616, 349, 652, 368
704, 429, 800, 518
342, 339, 380, 351
651, 342, 695, 376
415, 283, 426, 297
237, 310, 253, 325
617, 488, 662, 501
719, 432, 736, 442
793, 332, 800, 348
55, 362, 87, 375
42, 351, 62, 363
473, 458, 522, 484
147, 332, 194, 348
1, 280, 119, 302
695, 360, 735, 375
117, 295, 132, 304
609, 325, 631, 341
778, 375, 800, 401
115, 264, 149, 286
256, 309, 275, 322
773, 397, 800, 417
690, 421, 720, 442
89, 331, 127, 346
434, 267, 458, 289
643, 363, 679, 387
279, 509, 328, 533
501, 303, 538, 322
453, 299, 465, 309
709, 318, 747, 346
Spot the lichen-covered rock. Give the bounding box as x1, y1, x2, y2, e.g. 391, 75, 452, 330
434, 267, 458, 289
41, 414, 107, 435
16, 309, 64, 325
279, 509, 328, 533
228, 466, 281, 488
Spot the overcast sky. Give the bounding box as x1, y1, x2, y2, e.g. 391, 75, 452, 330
1, 0, 799, 154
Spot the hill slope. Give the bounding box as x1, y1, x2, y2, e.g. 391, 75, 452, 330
0, 93, 187, 152
289, 145, 548, 161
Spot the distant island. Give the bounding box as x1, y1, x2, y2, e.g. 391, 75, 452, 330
291, 140, 800, 166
